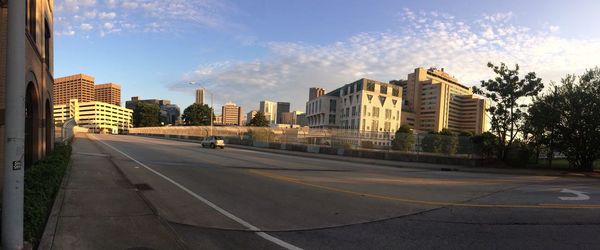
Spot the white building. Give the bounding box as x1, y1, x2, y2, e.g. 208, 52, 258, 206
54, 99, 133, 134
259, 100, 278, 125
306, 78, 403, 147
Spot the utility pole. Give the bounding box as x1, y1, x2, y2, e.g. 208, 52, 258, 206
3, 0, 27, 249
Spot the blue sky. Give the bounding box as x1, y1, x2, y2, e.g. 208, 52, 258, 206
55, 0, 600, 113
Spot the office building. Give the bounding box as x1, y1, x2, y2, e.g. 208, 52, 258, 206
54, 74, 95, 105
279, 112, 295, 125
309, 87, 326, 101
195, 88, 205, 105
259, 100, 277, 125
95, 83, 121, 106
276, 102, 290, 124
1, 0, 55, 167
390, 67, 488, 134
293, 111, 308, 126
54, 99, 132, 134
246, 110, 258, 125
126, 97, 180, 125
221, 102, 243, 126
306, 78, 403, 146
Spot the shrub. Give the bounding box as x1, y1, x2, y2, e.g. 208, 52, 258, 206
421, 132, 442, 153
24, 144, 72, 248
391, 125, 415, 151
439, 129, 458, 155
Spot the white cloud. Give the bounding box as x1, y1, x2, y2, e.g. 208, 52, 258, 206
98, 12, 117, 19
80, 23, 94, 30
172, 10, 600, 111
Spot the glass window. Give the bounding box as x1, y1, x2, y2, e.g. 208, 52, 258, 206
367, 82, 375, 91
380, 86, 387, 94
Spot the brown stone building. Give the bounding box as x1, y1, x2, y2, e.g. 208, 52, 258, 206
95, 83, 121, 106
53, 74, 95, 105
0, 0, 55, 170
221, 102, 243, 126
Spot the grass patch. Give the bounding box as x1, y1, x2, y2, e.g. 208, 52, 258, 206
532, 159, 600, 171
24, 144, 72, 248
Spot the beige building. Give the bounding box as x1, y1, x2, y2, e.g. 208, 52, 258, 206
54, 74, 95, 105
54, 99, 132, 134
95, 83, 121, 106
246, 110, 258, 125
259, 100, 277, 125
1, 0, 55, 168
391, 67, 488, 134
306, 78, 403, 146
195, 88, 204, 105
221, 102, 243, 126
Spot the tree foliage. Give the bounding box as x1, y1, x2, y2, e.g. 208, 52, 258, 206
133, 102, 161, 127
471, 132, 499, 159
182, 103, 214, 126
421, 131, 442, 153
523, 85, 561, 166
391, 124, 415, 151
474, 62, 544, 159
439, 129, 458, 155
248, 111, 270, 127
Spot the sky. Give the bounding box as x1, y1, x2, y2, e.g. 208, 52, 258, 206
54, 0, 600, 113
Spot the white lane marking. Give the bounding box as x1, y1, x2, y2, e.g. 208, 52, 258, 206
91, 135, 302, 250
559, 188, 590, 201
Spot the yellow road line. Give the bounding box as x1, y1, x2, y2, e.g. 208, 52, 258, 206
249, 170, 600, 210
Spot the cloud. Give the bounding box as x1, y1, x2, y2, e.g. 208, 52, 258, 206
80, 23, 94, 31
172, 9, 600, 111
55, 0, 236, 36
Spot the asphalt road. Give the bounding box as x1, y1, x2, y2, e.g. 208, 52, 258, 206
90, 134, 600, 250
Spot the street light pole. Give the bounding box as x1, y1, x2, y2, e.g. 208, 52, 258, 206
3, 0, 27, 249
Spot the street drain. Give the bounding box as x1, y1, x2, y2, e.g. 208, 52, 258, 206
134, 183, 153, 191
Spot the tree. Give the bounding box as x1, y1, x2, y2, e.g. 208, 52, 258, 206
474, 62, 544, 160
391, 124, 415, 151
439, 129, 458, 155
133, 102, 160, 127
471, 132, 499, 159
421, 131, 442, 153
524, 85, 561, 167
551, 69, 600, 170
248, 111, 270, 127
182, 103, 213, 126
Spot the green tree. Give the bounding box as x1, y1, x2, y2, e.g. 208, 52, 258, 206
471, 132, 499, 159
248, 111, 270, 127
182, 103, 213, 126
133, 102, 160, 127
421, 131, 442, 153
474, 62, 544, 160
391, 124, 415, 151
551, 69, 600, 170
439, 128, 458, 155
524, 85, 561, 167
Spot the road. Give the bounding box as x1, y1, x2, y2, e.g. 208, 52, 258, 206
90, 134, 600, 250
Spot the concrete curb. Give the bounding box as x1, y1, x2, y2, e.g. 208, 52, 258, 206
38, 146, 74, 250
132, 134, 600, 179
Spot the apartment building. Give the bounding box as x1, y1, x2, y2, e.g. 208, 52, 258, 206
221, 102, 243, 126
54, 74, 95, 105
306, 78, 403, 146
246, 110, 258, 125
390, 67, 488, 134
54, 99, 132, 134
1, 0, 55, 167
95, 83, 121, 106
259, 100, 277, 125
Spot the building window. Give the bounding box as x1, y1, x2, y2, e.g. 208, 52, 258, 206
372, 107, 380, 117
385, 109, 392, 120
351, 106, 356, 116
380, 86, 387, 94
367, 82, 375, 91
392, 87, 400, 97
44, 19, 51, 68
28, 0, 37, 41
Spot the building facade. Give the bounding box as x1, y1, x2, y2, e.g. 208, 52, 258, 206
306, 78, 403, 146
259, 100, 277, 125
54, 74, 94, 105
309, 87, 325, 101
246, 110, 258, 125
94, 83, 121, 106
54, 99, 132, 134
221, 102, 243, 126
195, 88, 204, 105
390, 67, 488, 134
276, 102, 290, 124
1, 0, 55, 168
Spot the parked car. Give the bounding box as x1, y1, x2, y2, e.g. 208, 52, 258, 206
201, 136, 225, 149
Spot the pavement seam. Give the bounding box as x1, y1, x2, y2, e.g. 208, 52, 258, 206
86, 134, 190, 250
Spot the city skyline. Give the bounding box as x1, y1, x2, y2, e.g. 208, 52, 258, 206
53, 0, 600, 112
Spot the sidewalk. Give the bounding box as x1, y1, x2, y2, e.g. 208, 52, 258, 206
39, 134, 184, 250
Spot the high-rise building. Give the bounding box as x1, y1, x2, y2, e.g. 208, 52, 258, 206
276, 102, 291, 124
309, 87, 326, 100
279, 112, 295, 125
390, 67, 488, 134
259, 100, 277, 125
1, 0, 55, 166
54, 99, 132, 134
54, 74, 95, 105
95, 83, 121, 106
221, 102, 243, 126
195, 88, 205, 105
246, 110, 258, 125
306, 78, 403, 147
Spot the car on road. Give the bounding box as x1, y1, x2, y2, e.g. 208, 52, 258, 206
201, 136, 225, 149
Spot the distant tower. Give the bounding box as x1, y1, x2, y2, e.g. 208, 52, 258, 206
309, 87, 325, 101
195, 88, 205, 105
